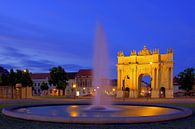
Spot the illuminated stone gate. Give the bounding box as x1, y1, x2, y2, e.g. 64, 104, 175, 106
117, 46, 174, 98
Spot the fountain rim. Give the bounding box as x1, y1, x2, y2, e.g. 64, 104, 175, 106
2, 102, 192, 124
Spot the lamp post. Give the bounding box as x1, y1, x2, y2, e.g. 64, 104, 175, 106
72, 84, 76, 99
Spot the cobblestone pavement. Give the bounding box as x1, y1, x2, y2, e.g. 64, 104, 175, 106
0, 97, 195, 129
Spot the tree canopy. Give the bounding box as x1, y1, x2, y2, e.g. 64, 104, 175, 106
177, 68, 195, 92
40, 81, 49, 91
15, 69, 33, 87
0, 66, 33, 87
49, 66, 68, 92
0, 66, 9, 86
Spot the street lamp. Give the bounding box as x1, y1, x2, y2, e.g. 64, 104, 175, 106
72, 84, 76, 89
72, 84, 77, 99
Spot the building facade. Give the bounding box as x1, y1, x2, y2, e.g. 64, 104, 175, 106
31, 73, 51, 95
117, 46, 174, 98
31, 69, 117, 97
75, 69, 93, 96
65, 72, 77, 96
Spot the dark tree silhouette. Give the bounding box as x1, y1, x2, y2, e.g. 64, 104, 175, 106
15, 69, 33, 87
0, 66, 9, 86
40, 81, 49, 91
49, 66, 67, 95
177, 68, 195, 94
8, 69, 16, 87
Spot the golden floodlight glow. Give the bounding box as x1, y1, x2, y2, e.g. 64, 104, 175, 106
72, 84, 76, 88
117, 46, 174, 98
68, 106, 79, 117
83, 87, 86, 90
112, 88, 116, 92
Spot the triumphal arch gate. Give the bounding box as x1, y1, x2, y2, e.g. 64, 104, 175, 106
117, 46, 174, 98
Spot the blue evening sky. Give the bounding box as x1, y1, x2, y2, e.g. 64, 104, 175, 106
0, 0, 194, 78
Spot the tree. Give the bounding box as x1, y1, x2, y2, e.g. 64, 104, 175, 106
8, 69, 16, 87
0, 66, 9, 76
0, 67, 33, 88
177, 68, 195, 93
0, 73, 9, 86
15, 69, 33, 87
49, 66, 67, 95
40, 81, 49, 91
0, 66, 9, 86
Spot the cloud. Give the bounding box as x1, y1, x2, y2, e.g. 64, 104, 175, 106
62, 64, 84, 72
1, 46, 29, 58
0, 46, 84, 72
0, 15, 94, 73
0, 15, 93, 65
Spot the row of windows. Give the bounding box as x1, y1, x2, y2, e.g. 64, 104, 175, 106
34, 82, 51, 86
76, 79, 92, 87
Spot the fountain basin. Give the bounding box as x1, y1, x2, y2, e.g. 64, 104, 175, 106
2, 103, 192, 124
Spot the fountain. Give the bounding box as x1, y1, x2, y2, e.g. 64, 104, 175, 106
2, 24, 192, 124
88, 23, 112, 110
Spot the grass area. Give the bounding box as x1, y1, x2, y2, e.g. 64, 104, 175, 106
33, 95, 68, 99
32, 95, 91, 100
0, 103, 17, 108
0, 101, 46, 109
173, 103, 195, 108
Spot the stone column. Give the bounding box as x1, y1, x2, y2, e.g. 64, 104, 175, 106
170, 67, 173, 90
151, 68, 159, 98
156, 68, 159, 89
166, 90, 174, 98
166, 67, 174, 98
117, 68, 124, 98
117, 69, 122, 90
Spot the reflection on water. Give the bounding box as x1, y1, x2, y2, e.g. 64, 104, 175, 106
15, 105, 181, 118
113, 106, 176, 117
67, 106, 79, 117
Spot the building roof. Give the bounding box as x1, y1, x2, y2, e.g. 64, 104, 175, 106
31, 73, 50, 79
76, 69, 92, 76
31, 72, 77, 80
67, 72, 77, 79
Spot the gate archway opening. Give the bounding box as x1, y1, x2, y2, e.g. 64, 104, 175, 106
159, 87, 166, 98
138, 74, 152, 98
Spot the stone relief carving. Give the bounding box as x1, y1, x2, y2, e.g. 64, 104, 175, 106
118, 51, 124, 56
138, 45, 152, 56
130, 50, 137, 56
